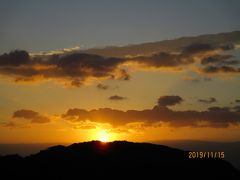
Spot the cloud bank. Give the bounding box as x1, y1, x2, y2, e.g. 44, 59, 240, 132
5, 95, 240, 129
0, 32, 239, 87
61, 95, 240, 128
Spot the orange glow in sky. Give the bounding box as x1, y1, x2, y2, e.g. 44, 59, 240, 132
97, 130, 110, 142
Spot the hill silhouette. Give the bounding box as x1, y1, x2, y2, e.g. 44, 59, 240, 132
0, 141, 239, 179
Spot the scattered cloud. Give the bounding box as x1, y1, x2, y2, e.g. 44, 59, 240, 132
13, 109, 38, 119
12, 109, 50, 123
198, 97, 217, 104
199, 52, 240, 74
109, 95, 127, 101
201, 54, 236, 65
158, 95, 183, 107
96, 83, 109, 90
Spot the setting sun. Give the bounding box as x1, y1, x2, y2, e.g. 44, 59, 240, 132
98, 130, 110, 142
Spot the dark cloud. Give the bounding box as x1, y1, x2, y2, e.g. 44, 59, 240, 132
128, 41, 236, 70
181, 43, 239, 75
183, 43, 240, 75
130, 52, 191, 68
201, 65, 240, 73
50, 53, 129, 86
198, 48, 240, 75
158, 95, 183, 107
182, 43, 215, 55
96, 83, 109, 90
13, 109, 38, 119
56, 53, 123, 75
0, 50, 30, 66
198, 97, 216, 104
207, 106, 230, 112
220, 43, 235, 51
225, 60, 240, 65
109, 95, 127, 101
61, 108, 88, 120
12, 109, 50, 123
0, 51, 129, 87
201, 55, 235, 65
61, 97, 240, 128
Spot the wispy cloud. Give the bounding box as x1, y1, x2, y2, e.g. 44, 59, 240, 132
29, 46, 81, 56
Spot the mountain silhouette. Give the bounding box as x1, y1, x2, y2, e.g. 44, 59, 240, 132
0, 141, 239, 179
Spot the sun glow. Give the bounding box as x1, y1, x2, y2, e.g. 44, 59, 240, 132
89, 127, 120, 142
98, 130, 110, 142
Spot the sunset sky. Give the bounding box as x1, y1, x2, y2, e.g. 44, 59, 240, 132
0, 0, 240, 143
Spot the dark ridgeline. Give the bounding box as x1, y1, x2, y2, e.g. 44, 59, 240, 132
0, 141, 239, 179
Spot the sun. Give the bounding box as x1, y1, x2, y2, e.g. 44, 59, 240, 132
98, 130, 110, 142
91, 128, 118, 142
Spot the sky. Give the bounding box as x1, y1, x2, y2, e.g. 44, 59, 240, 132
0, 0, 240, 143
1, 0, 240, 53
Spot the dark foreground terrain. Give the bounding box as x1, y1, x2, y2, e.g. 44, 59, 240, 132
0, 141, 239, 179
